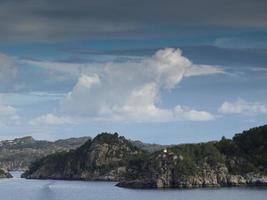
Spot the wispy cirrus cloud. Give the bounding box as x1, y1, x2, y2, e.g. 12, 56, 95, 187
29, 113, 75, 126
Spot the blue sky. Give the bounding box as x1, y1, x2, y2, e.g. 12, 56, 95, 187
0, 0, 267, 144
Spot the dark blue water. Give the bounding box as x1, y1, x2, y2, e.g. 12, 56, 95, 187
0, 172, 266, 200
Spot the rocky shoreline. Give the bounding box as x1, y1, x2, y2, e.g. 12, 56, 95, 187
117, 173, 267, 189
0, 169, 12, 178
116, 146, 267, 189
22, 125, 267, 189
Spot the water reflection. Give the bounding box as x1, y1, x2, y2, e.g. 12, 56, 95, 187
37, 182, 58, 200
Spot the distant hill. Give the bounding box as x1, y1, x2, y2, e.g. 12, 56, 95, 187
0, 135, 169, 171
23, 125, 267, 189
0, 136, 90, 171
129, 140, 171, 153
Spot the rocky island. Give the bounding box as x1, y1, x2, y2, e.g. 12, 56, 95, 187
22, 125, 267, 189
22, 133, 144, 180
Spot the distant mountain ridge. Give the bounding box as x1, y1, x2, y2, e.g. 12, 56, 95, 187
0, 136, 91, 171
0, 135, 166, 172
22, 125, 267, 189
129, 140, 170, 153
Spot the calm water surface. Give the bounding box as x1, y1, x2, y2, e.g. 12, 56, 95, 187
0, 172, 266, 200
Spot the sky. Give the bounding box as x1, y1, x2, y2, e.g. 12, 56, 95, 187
0, 0, 267, 144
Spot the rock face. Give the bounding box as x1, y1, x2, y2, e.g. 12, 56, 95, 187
22, 133, 144, 181
23, 125, 267, 189
0, 136, 90, 171
117, 125, 267, 188
117, 149, 267, 188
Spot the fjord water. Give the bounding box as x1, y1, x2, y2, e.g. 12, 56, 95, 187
0, 172, 266, 200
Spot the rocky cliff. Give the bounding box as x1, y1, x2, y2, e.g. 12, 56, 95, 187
118, 125, 267, 188
22, 125, 267, 189
22, 133, 144, 181
118, 146, 267, 188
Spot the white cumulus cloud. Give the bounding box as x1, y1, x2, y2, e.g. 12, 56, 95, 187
174, 105, 215, 121
57, 48, 219, 122
219, 99, 267, 115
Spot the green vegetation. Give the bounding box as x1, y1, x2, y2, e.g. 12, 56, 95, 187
216, 125, 267, 174
23, 125, 267, 184
26, 151, 70, 176
139, 142, 225, 178
233, 125, 267, 171
93, 132, 138, 151
93, 132, 120, 144
23, 132, 145, 180
0, 169, 6, 175
0, 168, 12, 178
170, 142, 225, 166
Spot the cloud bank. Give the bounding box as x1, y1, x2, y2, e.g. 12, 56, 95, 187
47, 48, 221, 123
